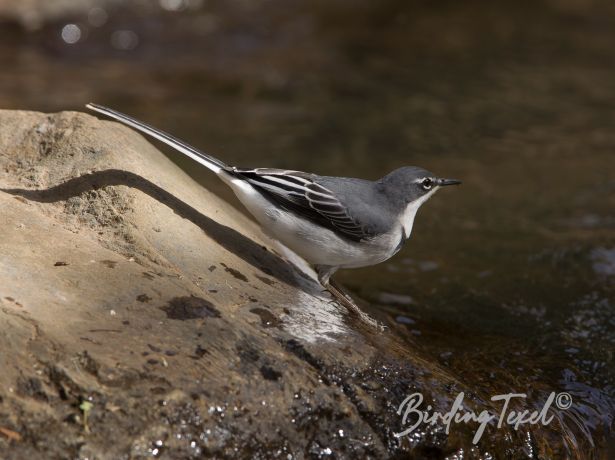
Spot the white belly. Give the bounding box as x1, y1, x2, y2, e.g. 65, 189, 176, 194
223, 175, 401, 269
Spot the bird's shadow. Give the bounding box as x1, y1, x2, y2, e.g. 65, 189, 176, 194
1, 169, 310, 290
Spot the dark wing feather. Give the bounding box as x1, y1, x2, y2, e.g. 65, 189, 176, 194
303, 182, 367, 239
230, 168, 372, 242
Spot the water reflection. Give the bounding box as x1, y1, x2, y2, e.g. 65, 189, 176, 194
87, 7, 108, 27
591, 247, 615, 276
110, 29, 139, 50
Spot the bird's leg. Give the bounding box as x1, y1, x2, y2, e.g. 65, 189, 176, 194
328, 278, 357, 304
315, 265, 382, 329
315, 264, 336, 296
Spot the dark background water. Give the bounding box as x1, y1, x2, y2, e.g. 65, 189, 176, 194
1, 0, 614, 456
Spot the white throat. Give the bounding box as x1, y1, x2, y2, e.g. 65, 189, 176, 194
399, 187, 438, 238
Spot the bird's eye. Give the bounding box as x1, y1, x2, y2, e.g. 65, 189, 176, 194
421, 178, 433, 190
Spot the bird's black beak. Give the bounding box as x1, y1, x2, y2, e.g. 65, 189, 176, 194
437, 178, 462, 186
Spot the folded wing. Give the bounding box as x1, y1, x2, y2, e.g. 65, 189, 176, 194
230, 168, 373, 242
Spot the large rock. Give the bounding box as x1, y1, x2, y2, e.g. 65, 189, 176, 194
0, 110, 567, 459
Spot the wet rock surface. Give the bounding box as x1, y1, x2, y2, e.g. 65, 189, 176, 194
0, 110, 607, 458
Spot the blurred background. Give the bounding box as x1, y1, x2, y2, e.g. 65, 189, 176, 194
1, 0, 614, 455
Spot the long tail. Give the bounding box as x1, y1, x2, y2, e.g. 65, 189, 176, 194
86, 103, 228, 174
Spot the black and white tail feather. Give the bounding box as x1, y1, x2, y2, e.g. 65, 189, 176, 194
86, 104, 227, 173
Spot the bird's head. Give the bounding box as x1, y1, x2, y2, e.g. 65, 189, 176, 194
379, 166, 461, 204
378, 166, 461, 237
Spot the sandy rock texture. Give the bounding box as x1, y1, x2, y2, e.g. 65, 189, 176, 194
0, 110, 547, 459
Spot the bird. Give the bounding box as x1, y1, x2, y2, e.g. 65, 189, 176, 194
86, 103, 461, 324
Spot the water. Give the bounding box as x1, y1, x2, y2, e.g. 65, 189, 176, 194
1, 0, 613, 456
